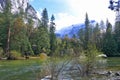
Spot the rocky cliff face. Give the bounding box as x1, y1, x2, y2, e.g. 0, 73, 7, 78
0, 0, 39, 26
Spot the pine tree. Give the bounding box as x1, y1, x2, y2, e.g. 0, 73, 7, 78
92, 23, 101, 50
41, 8, 49, 28
100, 20, 105, 33
49, 14, 56, 56
36, 26, 50, 54
102, 22, 117, 56
35, 8, 50, 54
114, 21, 120, 54
26, 18, 34, 39
3, 0, 13, 58
84, 13, 90, 50
82, 13, 101, 75
0, 13, 7, 53
78, 28, 84, 48
99, 20, 106, 51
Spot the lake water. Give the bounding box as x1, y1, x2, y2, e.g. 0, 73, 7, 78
0, 57, 120, 80
83, 57, 120, 80
41, 57, 120, 80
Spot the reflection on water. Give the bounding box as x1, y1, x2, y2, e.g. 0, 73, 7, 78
43, 57, 120, 80
85, 57, 120, 80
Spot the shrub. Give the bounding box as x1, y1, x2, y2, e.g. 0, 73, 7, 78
40, 53, 48, 61
0, 47, 3, 59
9, 50, 21, 60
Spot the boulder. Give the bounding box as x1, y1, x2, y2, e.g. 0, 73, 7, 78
97, 54, 107, 58
115, 72, 120, 76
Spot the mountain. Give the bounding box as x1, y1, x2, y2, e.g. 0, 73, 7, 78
0, 0, 39, 26
56, 20, 96, 38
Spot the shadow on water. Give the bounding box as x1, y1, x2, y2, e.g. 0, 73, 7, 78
41, 57, 120, 80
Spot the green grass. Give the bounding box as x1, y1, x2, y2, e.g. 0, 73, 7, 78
0, 59, 42, 80
106, 57, 120, 71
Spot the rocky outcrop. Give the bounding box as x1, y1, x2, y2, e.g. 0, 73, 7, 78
0, 0, 39, 26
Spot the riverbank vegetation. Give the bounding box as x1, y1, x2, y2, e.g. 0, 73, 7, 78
0, 1, 120, 79
0, 1, 120, 59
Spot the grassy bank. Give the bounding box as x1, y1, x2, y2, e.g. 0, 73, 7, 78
0, 59, 42, 80
106, 57, 120, 71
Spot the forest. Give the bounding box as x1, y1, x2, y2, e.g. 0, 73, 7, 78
0, 1, 120, 60
0, 0, 120, 80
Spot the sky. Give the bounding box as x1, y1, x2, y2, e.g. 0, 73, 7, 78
29, 0, 116, 30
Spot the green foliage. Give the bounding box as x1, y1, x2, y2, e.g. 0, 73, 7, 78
114, 22, 120, 54
41, 8, 49, 27
31, 8, 50, 55
0, 2, 120, 58
102, 22, 118, 56
0, 47, 3, 58
83, 44, 102, 76
84, 13, 91, 50
26, 18, 34, 39
49, 14, 56, 56
0, 47, 3, 53
92, 23, 101, 50
2, 0, 13, 57
10, 50, 21, 59
36, 26, 50, 54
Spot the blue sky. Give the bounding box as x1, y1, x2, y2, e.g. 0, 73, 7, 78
29, 0, 115, 30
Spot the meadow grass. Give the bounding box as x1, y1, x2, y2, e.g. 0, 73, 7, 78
0, 59, 42, 80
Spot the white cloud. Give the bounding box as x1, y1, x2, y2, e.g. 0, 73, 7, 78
55, 13, 82, 30
55, 0, 116, 30
66, 0, 115, 24
31, 0, 116, 30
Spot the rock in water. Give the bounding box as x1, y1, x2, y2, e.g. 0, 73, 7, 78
97, 54, 107, 58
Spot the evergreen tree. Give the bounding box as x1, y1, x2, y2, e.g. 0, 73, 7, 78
49, 14, 56, 56
10, 17, 33, 55
37, 26, 50, 54
62, 35, 71, 55
102, 22, 117, 56
71, 34, 81, 56
41, 8, 49, 28
35, 8, 50, 54
0, 13, 8, 53
84, 13, 90, 50
100, 20, 105, 33
99, 20, 106, 51
78, 28, 85, 49
3, 0, 13, 58
114, 21, 120, 54
92, 23, 101, 50
26, 18, 34, 39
